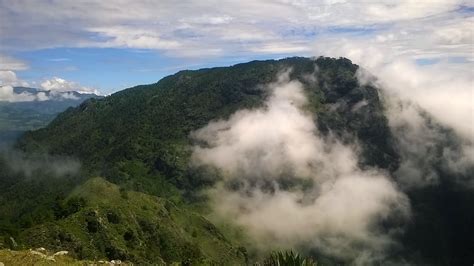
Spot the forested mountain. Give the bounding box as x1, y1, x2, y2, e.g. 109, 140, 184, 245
19, 57, 397, 185
0, 87, 101, 148
1, 57, 472, 265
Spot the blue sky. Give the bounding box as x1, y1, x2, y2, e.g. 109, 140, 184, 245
0, 0, 472, 95
14, 48, 193, 91
12, 48, 301, 93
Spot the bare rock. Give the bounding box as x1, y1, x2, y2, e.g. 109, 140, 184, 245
54, 250, 69, 256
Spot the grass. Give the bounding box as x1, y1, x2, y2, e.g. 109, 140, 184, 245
0, 249, 102, 265
17, 177, 246, 265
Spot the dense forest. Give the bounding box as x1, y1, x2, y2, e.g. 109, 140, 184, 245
0, 88, 101, 148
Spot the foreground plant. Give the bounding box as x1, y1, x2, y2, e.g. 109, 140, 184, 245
261, 251, 317, 266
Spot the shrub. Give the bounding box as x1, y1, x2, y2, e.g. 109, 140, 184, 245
262, 251, 317, 266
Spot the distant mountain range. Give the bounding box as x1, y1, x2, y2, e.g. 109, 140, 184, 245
12, 87, 100, 102
0, 87, 102, 148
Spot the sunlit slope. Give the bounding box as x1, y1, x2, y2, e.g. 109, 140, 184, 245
19, 177, 246, 265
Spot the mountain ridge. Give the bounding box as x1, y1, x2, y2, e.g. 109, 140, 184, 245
2, 56, 472, 265
18, 56, 398, 173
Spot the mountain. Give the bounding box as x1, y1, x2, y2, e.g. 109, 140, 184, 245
19, 57, 397, 175
0, 87, 102, 148
20, 177, 246, 264
1, 57, 472, 265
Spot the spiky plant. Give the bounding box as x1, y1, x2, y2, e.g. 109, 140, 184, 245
261, 250, 317, 266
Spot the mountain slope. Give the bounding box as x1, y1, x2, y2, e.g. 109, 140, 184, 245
18, 177, 246, 264
0, 249, 101, 266
0, 87, 101, 148
6, 57, 472, 264
18, 57, 398, 190
6, 57, 401, 264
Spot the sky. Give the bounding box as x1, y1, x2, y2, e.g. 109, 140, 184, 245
0, 0, 472, 95
0, 2, 472, 262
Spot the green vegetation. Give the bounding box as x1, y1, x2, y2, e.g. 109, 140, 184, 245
0, 102, 56, 131
0, 102, 57, 148
0, 90, 101, 148
261, 251, 317, 266
15, 177, 245, 264
0, 57, 398, 264
18, 57, 396, 193
2, 57, 471, 265
0, 249, 100, 266
0, 154, 84, 237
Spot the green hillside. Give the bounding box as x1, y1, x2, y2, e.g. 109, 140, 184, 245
18, 57, 398, 193
4, 56, 392, 264
17, 177, 245, 264
0, 90, 101, 148
1, 57, 472, 265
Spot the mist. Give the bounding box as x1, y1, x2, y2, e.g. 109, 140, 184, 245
191, 70, 410, 263
0, 149, 81, 178
0, 85, 48, 102
312, 40, 473, 188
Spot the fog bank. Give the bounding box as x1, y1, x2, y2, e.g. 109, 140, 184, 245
191, 71, 410, 263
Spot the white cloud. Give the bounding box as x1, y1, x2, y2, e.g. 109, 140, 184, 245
434, 19, 474, 46
313, 35, 473, 187
40, 77, 98, 94
181, 15, 233, 25
0, 54, 30, 88
0, 74, 99, 102
0, 54, 28, 71
89, 26, 183, 50
192, 72, 321, 178
250, 41, 311, 54
313, 34, 473, 143
0, 0, 470, 59
192, 71, 410, 263
0, 85, 46, 102
0, 70, 29, 87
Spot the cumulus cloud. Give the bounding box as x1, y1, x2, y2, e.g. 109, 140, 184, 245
40, 77, 98, 94
0, 55, 30, 94
0, 70, 29, 87
191, 71, 410, 263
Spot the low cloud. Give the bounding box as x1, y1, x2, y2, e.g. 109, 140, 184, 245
0, 150, 81, 178
0, 76, 100, 102
191, 71, 410, 263
386, 100, 445, 188
314, 36, 473, 143
376, 60, 472, 143
192, 72, 320, 179
0, 55, 93, 98
0, 84, 81, 102
0, 85, 47, 102
313, 36, 474, 188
